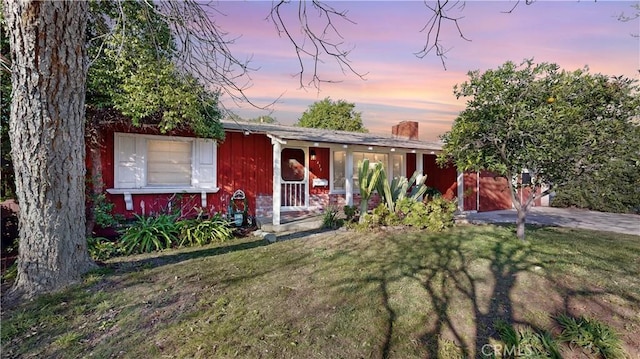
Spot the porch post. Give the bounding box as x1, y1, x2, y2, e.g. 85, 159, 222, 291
415, 152, 424, 201
345, 150, 353, 206
272, 139, 282, 226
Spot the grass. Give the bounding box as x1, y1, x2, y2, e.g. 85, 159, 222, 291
1, 224, 638, 358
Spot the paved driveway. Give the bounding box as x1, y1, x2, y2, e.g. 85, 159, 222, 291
462, 207, 640, 236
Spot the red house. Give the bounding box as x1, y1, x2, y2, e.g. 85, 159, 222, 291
94, 120, 522, 229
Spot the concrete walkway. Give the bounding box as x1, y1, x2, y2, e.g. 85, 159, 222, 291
460, 207, 640, 236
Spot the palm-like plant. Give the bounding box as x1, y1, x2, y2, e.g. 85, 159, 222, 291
376, 170, 429, 213
357, 159, 383, 222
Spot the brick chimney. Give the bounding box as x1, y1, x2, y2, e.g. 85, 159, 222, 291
392, 121, 419, 140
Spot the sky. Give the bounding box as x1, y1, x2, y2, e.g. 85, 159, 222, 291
212, 1, 640, 140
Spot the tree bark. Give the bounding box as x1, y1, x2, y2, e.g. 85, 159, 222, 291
5, 0, 95, 297
516, 207, 527, 241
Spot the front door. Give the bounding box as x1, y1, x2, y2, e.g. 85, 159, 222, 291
280, 147, 308, 209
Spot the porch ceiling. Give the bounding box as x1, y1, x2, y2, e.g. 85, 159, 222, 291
222, 120, 443, 152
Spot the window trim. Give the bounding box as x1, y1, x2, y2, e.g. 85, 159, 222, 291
107, 132, 220, 196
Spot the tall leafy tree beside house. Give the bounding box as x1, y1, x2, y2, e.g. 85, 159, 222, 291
2, 0, 226, 297
296, 97, 367, 132
439, 59, 640, 241
84, 1, 224, 234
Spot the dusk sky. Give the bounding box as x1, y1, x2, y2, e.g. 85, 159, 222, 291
213, 1, 639, 140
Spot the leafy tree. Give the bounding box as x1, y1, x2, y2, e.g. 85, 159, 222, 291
296, 97, 367, 132
83, 1, 224, 235
550, 127, 640, 214
439, 59, 640, 240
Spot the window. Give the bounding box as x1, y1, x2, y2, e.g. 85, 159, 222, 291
147, 140, 192, 186
113, 133, 217, 190
332, 150, 346, 191
281, 148, 306, 181
390, 154, 405, 180
352, 152, 388, 190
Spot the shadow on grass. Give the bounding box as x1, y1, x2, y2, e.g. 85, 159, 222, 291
106, 237, 269, 275
333, 224, 637, 358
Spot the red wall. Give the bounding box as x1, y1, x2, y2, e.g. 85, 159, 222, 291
423, 154, 457, 200
309, 147, 330, 195
91, 126, 273, 219
478, 171, 512, 212
460, 171, 513, 212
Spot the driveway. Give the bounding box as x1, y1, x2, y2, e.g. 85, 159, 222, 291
461, 207, 640, 236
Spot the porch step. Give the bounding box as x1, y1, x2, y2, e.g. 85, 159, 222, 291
257, 215, 324, 233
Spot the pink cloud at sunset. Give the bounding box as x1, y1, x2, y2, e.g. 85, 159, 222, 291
213, 1, 639, 140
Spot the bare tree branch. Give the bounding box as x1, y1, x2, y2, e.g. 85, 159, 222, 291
415, 0, 470, 70
269, 0, 367, 89
415, 0, 535, 69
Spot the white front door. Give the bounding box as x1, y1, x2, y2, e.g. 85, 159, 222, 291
280, 147, 308, 210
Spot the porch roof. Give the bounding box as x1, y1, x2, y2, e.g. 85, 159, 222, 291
221, 120, 444, 152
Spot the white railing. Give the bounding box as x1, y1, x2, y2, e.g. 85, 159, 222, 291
281, 181, 306, 208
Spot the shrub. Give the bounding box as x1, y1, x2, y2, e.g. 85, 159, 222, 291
357, 159, 383, 222
178, 213, 234, 247
376, 169, 429, 213
321, 205, 342, 229
396, 198, 429, 228
495, 320, 561, 359
91, 193, 121, 228
119, 214, 180, 254
423, 196, 457, 231
87, 236, 121, 261
343, 205, 358, 222
556, 314, 626, 358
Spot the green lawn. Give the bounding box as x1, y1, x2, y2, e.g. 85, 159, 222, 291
1, 224, 639, 358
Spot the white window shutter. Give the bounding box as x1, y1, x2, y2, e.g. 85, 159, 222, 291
115, 133, 144, 188
193, 139, 217, 189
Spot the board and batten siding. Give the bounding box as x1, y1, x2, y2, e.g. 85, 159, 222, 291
95, 126, 274, 218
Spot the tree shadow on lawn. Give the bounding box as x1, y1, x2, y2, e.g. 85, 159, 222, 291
105, 236, 270, 275
105, 227, 336, 276
336, 225, 638, 358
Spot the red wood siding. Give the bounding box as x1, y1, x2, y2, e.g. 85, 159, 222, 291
406, 153, 416, 177
309, 147, 330, 195
92, 126, 273, 219
463, 172, 478, 211
460, 171, 512, 212
423, 154, 457, 200
478, 171, 511, 211
217, 131, 273, 215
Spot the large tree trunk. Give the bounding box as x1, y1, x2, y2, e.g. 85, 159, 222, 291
5, 0, 95, 297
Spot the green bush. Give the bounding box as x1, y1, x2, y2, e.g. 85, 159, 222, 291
120, 214, 180, 254
91, 193, 121, 228
551, 156, 640, 214
396, 198, 429, 228
358, 197, 456, 231
376, 169, 429, 213
343, 205, 357, 222
321, 205, 342, 229
178, 213, 234, 246
87, 236, 121, 261
423, 196, 457, 231
556, 314, 626, 358
495, 320, 561, 359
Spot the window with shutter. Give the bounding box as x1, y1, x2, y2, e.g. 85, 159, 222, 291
109, 133, 219, 207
